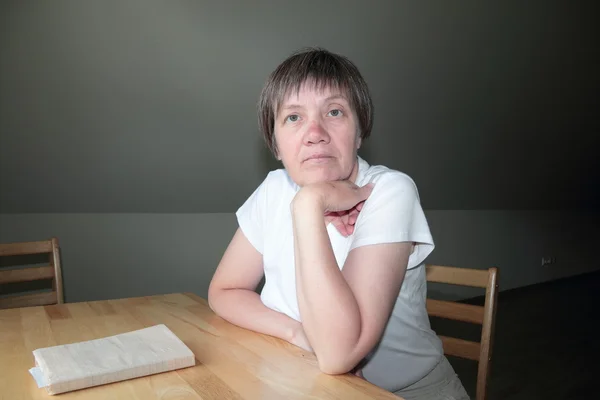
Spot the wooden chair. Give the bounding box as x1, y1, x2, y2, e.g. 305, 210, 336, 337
425, 265, 499, 400
0, 237, 64, 309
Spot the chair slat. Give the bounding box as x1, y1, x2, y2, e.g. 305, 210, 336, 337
426, 265, 489, 288
426, 264, 499, 400
0, 291, 57, 309
438, 335, 481, 361
426, 299, 484, 324
0, 241, 53, 256
0, 266, 55, 284
0, 238, 64, 309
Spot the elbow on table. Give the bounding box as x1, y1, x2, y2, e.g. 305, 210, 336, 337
206, 285, 221, 314
317, 354, 357, 376
314, 331, 366, 375
207, 297, 216, 314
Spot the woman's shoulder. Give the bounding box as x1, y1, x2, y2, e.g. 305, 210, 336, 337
239, 168, 297, 218
359, 163, 421, 201
248, 168, 298, 208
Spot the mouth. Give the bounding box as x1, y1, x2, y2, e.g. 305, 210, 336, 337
304, 154, 334, 163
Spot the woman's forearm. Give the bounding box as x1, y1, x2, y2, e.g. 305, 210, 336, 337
291, 195, 363, 373
209, 288, 300, 343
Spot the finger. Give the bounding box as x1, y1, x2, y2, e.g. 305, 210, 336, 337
322, 182, 373, 213
325, 211, 345, 222
355, 201, 365, 212
343, 212, 357, 231
341, 213, 356, 235
331, 218, 349, 237
341, 212, 350, 227
348, 209, 359, 226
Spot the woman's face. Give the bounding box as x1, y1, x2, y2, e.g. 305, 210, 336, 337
273, 81, 361, 187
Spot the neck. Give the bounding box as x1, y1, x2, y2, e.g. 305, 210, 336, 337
348, 156, 360, 183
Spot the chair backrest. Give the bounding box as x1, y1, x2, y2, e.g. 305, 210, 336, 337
425, 265, 499, 400
0, 237, 64, 309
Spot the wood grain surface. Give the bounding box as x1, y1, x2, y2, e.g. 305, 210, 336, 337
0, 293, 402, 399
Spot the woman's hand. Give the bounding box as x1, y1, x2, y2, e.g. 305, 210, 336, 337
293, 181, 374, 237
314, 181, 374, 214
324, 200, 365, 237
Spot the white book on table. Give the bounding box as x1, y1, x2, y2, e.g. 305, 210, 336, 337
29, 324, 195, 395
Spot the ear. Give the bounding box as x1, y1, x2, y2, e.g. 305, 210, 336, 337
356, 136, 362, 150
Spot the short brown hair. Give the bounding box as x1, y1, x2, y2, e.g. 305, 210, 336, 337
258, 47, 374, 156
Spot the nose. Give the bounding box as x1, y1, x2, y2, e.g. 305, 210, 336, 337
303, 119, 330, 145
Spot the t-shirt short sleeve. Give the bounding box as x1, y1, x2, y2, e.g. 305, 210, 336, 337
350, 172, 435, 270
235, 173, 272, 255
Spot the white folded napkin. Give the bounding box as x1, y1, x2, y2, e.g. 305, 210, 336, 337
29, 324, 195, 395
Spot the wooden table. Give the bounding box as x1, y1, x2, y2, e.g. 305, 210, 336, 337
0, 293, 401, 399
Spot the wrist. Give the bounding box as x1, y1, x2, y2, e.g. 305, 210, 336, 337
291, 186, 325, 215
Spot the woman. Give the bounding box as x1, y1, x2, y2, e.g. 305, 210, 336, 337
208, 47, 469, 400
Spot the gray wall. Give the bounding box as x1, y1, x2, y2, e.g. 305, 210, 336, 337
1, 1, 597, 212
1, 2, 598, 302
1, 211, 598, 302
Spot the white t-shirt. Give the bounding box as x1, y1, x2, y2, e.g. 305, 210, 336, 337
236, 156, 443, 392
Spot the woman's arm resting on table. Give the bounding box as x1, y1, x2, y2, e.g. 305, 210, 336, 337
292, 190, 411, 375
208, 228, 301, 343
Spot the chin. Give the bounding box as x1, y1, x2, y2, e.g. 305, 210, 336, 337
295, 170, 348, 186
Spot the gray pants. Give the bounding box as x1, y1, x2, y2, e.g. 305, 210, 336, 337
393, 356, 470, 400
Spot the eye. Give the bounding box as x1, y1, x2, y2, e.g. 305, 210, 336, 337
328, 109, 343, 117
285, 114, 300, 123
